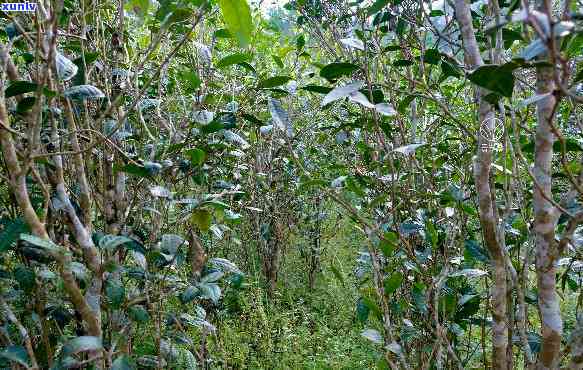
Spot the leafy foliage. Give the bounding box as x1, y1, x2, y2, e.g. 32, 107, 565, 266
0, 0, 581, 368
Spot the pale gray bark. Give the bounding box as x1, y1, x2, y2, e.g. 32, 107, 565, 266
534, 61, 562, 370
453, 0, 509, 367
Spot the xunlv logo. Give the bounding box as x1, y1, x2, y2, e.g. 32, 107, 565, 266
1, 2, 37, 11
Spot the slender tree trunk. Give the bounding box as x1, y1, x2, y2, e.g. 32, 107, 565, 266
533, 61, 562, 370
453, 0, 509, 367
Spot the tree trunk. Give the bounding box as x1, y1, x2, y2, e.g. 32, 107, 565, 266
453, 0, 509, 367
533, 61, 562, 370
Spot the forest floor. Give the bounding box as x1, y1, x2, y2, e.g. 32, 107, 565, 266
210, 218, 378, 369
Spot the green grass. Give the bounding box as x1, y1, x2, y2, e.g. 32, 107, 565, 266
209, 217, 379, 369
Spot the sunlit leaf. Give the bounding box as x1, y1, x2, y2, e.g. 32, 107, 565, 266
340, 37, 364, 50
62, 336, 102, 357
218, 0, 253, 48
56, 52, 78, 81
449, 269, 488, 278
64, 84, 105, 100
393, 143, 426, 155
361, 328, 383, 344
321, 81, 364, 106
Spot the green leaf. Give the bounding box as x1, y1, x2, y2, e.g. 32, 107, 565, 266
179, 69, 201, 92
392, 59, 413, 67
16, 96, 36, 113
199, 120, 225, 134
111, 355, 136, 370
464, 239, 490, 263
5, 81, 38, 98
367, 0, 390, 15
99, 235, 134, 251
237, 61, 256, 74
502, 29, 523, 49
162, 8, 193, 28
301, 84, 332, 94
62, 336, 103, 357
383, 272, 403, 295
214, 28, 233, 38
522, 138, 583, 153
71, 52, 99, 85
412, 283, 427, 313
0, 345, 29, 367
425, 221, 438, 248
361, 296, 382, 318
185, 148, 206, 166
218, 0, 253, 48
565, 33, 583, 58
272, 54, 284, 68
320, 62, 360, 81
20, 234, 63, 254
0, 218, 29, 253
384, 44, 401, 51
396, 18, 407, 35
19, 52, 34, 64
356, 298, 370, 323
397, 95, 415, 114
296, 34, 305, 51
257, 75, 291, 89
441, 59, 461, 79
241, 113, 263, 125
554, 138, 583, 152
129, 305, 150, 323
468, 64, 515, 98
14, 265, 35, 293
105, 279, 126, 309
114, 163, 150, 178
191, 209, 212, 231
423, 49, 441, 65
574, 65, 583, 83
216, 53, 252, 68
180, 286, 199, 304
379, 234, 396, 256
329, 263, 345, 285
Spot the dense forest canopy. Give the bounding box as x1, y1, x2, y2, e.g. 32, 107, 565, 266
0, 0, 582, 368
